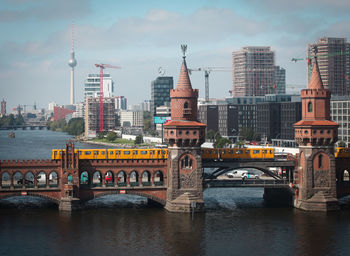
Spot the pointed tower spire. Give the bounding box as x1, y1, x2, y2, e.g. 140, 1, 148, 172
176, 44, 192, 89
308, 46, 324, 90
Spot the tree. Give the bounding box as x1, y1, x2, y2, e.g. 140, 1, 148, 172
338, 141, 346, 147
106, 131, 117, 142
206, 129, 215, 141
240, 127, 260, 141
135, 134, 143, 144
65, 118, 84, 136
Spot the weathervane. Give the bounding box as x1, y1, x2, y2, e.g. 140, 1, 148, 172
181, 44, 187, 58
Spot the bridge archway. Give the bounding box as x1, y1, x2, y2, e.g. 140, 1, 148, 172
117, 171, 126, 185
0, 193, 60, 206
49, 171, 59, 187
130, 171, 139, 186
154, 170, 164, 186
92, 171, 102, 187
13, 172, 23, 187
91, 190, 166, 206
37, 172, 46, 187
1, 172, 10, 188
141, 171, 151, 186
80, 171, 89, 185
343, 170, 350, 182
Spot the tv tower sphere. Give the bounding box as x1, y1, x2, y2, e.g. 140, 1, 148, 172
68, 52, 77, 68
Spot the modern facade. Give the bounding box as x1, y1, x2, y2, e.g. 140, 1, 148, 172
275, 66, 286, 94
151, 76, 173, 116
198, 105, 219, 133
84, 97, 115, 137
115, 96, 127, 110
1, 99, 6, 116
120, 110, 143, 127
331, 96, 350, 146
84, 73, 114, 99
232, 47, 275, 96
308, 37, 350, 95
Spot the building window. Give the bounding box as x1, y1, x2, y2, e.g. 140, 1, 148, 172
318, 154, 323, 169
181, 155, 193, 169
308, 102, 312, 112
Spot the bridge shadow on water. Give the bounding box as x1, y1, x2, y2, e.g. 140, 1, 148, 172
0, 188, 292, 211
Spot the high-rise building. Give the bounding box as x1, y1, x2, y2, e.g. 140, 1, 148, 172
115, 96, 127, 110
308, 37, 350, 95
232, 47, 275, 96
151, 76, 173, 116
274, 66, 286, 94
1, 99, 6, 116
84, 97, 115, 137
84, 73, 114, 99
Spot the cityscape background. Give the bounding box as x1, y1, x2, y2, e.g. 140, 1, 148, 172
1, 0, 350, 110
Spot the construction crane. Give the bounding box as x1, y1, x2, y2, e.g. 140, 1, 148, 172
94, 63, 121, 132
188, 67, 231, 101
291, 50, 350, 82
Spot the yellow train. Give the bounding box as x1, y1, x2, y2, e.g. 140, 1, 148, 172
334, 147, 350, 158
201, 148, 275, 160
52, 147, 275, 160
52, 148, 168, 160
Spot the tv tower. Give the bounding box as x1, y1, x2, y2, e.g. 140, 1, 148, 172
68, 22, 77, 105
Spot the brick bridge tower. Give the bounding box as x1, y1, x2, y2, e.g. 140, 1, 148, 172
164, 45, 206, 212
294, 47, 339, 211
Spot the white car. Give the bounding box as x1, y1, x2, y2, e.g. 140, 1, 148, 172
226, 170, 259, 180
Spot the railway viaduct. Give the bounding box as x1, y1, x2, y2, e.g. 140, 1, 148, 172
1, 46, 350, 212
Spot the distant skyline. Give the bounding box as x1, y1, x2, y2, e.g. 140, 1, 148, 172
1, 0, 350, 111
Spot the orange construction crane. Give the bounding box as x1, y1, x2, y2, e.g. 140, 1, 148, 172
94, 63, 121, 132
188, 67, 231, 101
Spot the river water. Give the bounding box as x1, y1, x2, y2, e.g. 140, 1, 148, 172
1, 130, 350, 256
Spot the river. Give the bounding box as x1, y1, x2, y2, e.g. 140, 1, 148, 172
0, 129, 350, 256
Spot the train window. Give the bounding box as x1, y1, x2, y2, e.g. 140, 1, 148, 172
253, 150, 260, 154
228, 150, 232, 154
101, 151, 105, 155
94, 151, 99, 155
150, 150, 154, 155
236, 150, 243, 154
116, 151, 121, 155
141, 151, 147, 155
124, 151, 130, 155
158, 150, 161, 154
79, 151, 82, 155
109, 151, 114, 155
262, 150, 267, 154
85, 151, 91, 155
133, 151, 138, 155
214, 150, 217, 154
270, 150, 272, 154
54, 151, 57, 155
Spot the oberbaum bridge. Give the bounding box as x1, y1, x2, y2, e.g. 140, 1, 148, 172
1, 46, 350, 212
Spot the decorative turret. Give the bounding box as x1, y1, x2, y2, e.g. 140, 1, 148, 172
164, 45, 206, 213
294, 47, 338, 147
293, 46, 339, 211
164, 45, 206, 148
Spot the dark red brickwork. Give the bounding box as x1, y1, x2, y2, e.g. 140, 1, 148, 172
0, 143, 168, 207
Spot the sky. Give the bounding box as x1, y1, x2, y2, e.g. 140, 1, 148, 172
1, 0, 350, 111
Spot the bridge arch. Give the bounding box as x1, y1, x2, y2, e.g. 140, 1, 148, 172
0, 192, 60, 205
117, 170, 126, 184
154, 170, 164, 186
91, 190, 165, 206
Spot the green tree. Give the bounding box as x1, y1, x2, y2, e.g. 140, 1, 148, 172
66, 118, 84, 135
106, 131, 117, 142
135, 134, 144, 144
215, 137, 231, 148
143, 111, 154, 133
338, 141, 346, 147
240, 127, 260, 141
206, 129, 215, 141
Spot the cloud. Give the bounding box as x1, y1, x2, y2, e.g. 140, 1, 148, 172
0, 0, 91, 22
